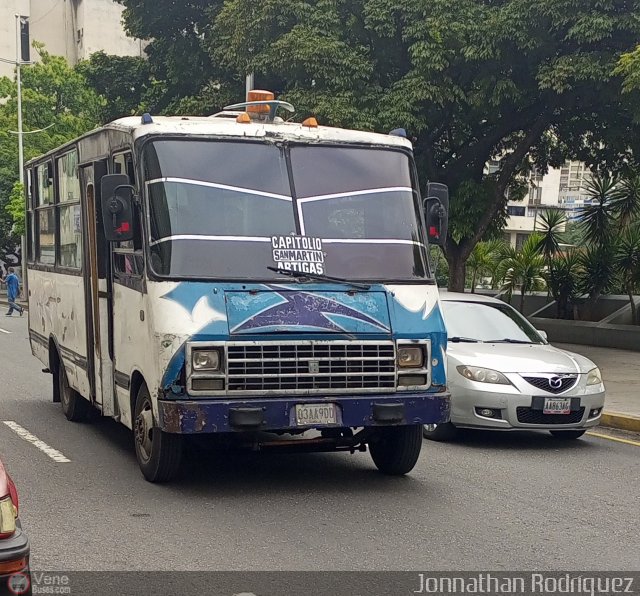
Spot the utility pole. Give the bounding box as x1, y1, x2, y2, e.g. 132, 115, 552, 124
15, 15, 27, 296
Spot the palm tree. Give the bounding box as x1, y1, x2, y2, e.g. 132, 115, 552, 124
577, 244, 619, 319
547, 250, 581, 319
612, 174, 640, 230
535, 208, 567, 300
466, 239, 508, 292
615, 227, 640, 325
499, 234, 546, 313
535, 208, 567, 259
580, 174, 622, 247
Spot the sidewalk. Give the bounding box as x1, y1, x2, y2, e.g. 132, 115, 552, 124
557, 343, 640, 433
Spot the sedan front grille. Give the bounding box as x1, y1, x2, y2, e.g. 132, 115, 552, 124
516, 407, 585, 425
522, 374, 578, 394
226, 341, 396, 394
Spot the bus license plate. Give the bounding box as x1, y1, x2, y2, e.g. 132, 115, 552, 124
543, 398, 571, 415
295, 403, 338, 426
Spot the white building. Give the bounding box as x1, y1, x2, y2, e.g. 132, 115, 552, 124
0, 0, 143, 77
501, 161, 593, 249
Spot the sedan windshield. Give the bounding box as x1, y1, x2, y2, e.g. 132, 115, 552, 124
144, 140, 429, 281
441, 301, 545, 344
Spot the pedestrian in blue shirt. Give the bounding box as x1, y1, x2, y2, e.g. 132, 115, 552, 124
1, 267, 24, 316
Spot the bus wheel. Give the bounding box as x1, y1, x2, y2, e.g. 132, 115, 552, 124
134, 384, 183, 482
368, 424, 422, 476
57, 359, 90, 422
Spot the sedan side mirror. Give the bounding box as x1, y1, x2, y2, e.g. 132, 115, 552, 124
100, 174, 135, 243
423, 182, 449, 247
536, 329, 548, 341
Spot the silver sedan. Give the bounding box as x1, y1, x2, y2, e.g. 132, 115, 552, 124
424, 292, 606, 441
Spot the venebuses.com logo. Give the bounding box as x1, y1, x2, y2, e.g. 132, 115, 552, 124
7, 572, 30, 595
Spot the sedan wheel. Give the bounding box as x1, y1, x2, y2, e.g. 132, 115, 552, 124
422, 422, 458, 442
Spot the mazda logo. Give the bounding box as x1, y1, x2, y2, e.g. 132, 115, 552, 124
549, 377, 563, 389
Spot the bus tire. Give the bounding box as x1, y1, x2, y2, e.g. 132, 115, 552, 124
134, 384, 183, 482
57, 359, 90, 422
369, 424, 422, 476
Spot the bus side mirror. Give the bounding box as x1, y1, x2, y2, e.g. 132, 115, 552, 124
423, 182, 449, 247
101, 174, 135, 243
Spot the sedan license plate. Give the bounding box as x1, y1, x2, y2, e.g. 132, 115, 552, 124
543, 398, 571, 415
295, 403, 338, 426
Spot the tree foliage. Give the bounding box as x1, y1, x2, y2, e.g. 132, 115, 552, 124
116, 0, 241, 115
76, 51, 152, 122
0, 47, 101, 266
207, 0, 640, 289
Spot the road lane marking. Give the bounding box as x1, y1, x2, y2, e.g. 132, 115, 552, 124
0, 328, 11, 334
587, 431, 640, 447
2, 421, 71, 462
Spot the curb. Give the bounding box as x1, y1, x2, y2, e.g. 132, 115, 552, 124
600, 412, 640, 433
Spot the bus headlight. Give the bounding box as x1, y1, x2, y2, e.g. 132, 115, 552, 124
192, 349, 222, 372
397, 346, 424, 369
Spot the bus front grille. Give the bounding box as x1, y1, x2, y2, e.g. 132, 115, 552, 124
226, 341, 396, 394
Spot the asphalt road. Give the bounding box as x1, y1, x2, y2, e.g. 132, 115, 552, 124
0, 315, 639, 575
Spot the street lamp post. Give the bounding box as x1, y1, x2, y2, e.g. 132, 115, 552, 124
15, 15, 27, 296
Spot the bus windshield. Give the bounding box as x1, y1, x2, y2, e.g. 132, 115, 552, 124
144, 139, 430, 281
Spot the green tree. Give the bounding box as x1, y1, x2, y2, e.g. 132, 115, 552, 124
615, 227, 640, 325
577, 245, 619, 319
76, 52, 152, 123
547, 250, 581, 319
466, 239, 507, 293
210, 0, 640, 290
498, 234, 545, 314
0, 46, 101, 265
580, 174, 621, 247
613, 174, 640, 230
116, 0, 241, 115
534, 207, 568, 308
5, 183, 25, 237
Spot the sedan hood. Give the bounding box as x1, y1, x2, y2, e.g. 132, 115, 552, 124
447, 343, 595, 374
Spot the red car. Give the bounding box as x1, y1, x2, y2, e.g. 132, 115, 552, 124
0, 460, 30, 596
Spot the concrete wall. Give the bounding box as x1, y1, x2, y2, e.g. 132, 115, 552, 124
531, 318, 640, 352
30, 0, 71, 62
76, 0, 143, 61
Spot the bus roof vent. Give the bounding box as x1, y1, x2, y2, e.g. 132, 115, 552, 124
141, 113, 154, 125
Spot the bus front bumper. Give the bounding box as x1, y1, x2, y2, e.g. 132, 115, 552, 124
158, 392, 450, 434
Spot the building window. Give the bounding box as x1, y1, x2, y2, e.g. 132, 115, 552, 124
57, 151, 83, 269
507, 206, 526, 217
516, 233, 529, 251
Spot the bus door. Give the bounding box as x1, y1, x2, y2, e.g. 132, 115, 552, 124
81, 161, 115, 416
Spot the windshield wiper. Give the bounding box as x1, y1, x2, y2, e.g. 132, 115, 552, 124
486, 338, 533, 344
266, 266, 371, 290
449, 336, 481, 343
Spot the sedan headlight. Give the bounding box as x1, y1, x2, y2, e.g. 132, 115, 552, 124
397, 346, 424, 369
457, 365, 510, 385
192, 348, 222, 372
586, 367, 602, 386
